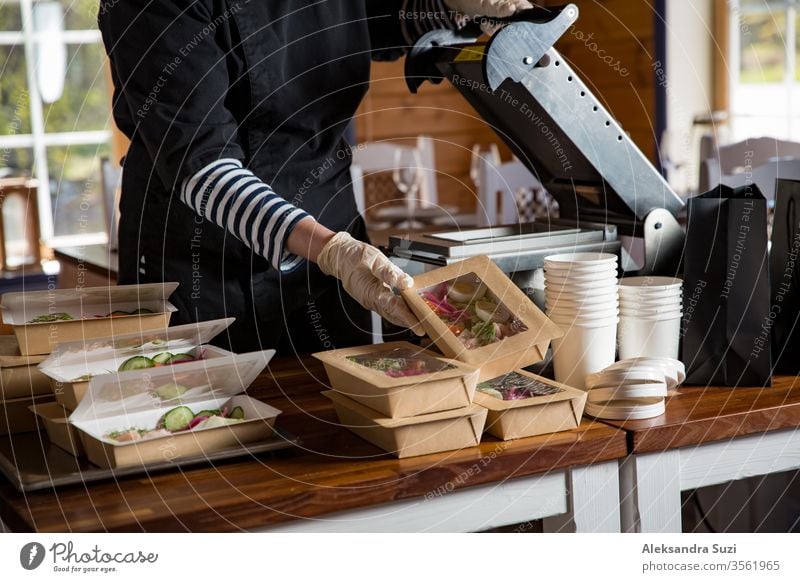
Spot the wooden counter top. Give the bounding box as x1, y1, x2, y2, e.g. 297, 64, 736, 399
0, 357, 626, 533
600, 375, 800, 454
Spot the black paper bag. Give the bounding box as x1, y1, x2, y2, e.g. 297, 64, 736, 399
770, 178, 800, 374
682, 184, 772, 386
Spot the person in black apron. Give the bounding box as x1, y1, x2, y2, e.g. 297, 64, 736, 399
99, 0, 531, 354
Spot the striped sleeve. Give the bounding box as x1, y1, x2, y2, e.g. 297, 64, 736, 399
400, 0, 460, 46
180, 159, 310, 273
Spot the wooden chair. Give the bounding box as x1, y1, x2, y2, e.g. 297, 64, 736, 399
0, 177, 42, 271
350, 136, 466, 229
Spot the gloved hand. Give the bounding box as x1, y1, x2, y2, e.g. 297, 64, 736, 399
317, 232, 424, 335
443, 0, 533, 19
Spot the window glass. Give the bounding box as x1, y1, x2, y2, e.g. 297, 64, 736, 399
0, 2, 22, 30
43, 43, 110, 133
739, 9, 786, 83
49, 143, 109, 236
0, 44, 32, 135
58, 0, 100, 31
0, 147, 33, 178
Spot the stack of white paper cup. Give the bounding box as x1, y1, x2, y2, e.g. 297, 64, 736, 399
617, 277, 683, 360
544, 252, 619, 389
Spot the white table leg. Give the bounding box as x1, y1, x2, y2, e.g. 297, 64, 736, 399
542, 460, 621, 532
619, 451, 682, 533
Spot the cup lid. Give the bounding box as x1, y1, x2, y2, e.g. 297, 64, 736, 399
588, 383, 668, 401
585, 366, 666, 389
584, 397, 665, 420
619, 276, 682, 289
607, 357, 685, 387
544, 252, 618, 266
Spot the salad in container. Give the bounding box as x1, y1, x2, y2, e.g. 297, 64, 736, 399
313, 341, 479, 418
69, 350, 279, 468
402, 256, 563, 381
0, 283, 179, 356
39, 319, 235, 411
473, 370, 587, 441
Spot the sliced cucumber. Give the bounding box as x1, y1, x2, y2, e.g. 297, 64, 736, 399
132, 308, 154, 315
166, 353, 195, 365
151, 352, 174, 365
229, 406, 245, 420
119, 355, 155, 371
161, 406, 195, 432
154, 382, 188, 401
28, 312, 74, 324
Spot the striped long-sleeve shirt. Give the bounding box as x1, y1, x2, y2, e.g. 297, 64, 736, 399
180, 159, 310, 273
179, 1, 460, 273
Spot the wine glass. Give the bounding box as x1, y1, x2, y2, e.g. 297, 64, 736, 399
392, 149, 424, 229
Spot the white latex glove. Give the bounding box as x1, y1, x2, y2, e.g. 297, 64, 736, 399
444, 0, 533, 19
317, 232, 424, 335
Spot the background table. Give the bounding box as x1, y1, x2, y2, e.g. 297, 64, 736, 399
604, 376, 800, 532
0, 357, 626, 533
54, 244, 118, 289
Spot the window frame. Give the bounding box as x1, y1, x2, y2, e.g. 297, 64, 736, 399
0, 0, 111, 244
726, 0, 800, 141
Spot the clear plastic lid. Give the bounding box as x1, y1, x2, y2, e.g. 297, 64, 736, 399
477, 371, 564, 401
70, 350, 275, 422
40, 318, 234, 377
0, 282, 179, 325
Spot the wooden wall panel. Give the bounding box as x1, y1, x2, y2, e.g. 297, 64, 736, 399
356, 0, 659, 212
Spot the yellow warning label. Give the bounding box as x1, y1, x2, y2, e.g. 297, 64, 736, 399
454, 45, 486, 62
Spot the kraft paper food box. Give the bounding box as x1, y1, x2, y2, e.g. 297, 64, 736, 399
313, 341, 479, 418
69, 350, 279, 469
1, 283, 180, 356
39, 318, 235, 411
402, 256, 563, 382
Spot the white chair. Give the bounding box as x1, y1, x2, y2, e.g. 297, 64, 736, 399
100, 157, 122, 250
350, 138, 440, 344
472, 148, 554, 226
699, 137, 800, 194
350, 136, 439, 220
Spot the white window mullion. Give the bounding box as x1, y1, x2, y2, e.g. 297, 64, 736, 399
1, 31, 103, 46
0, 31, 25, 45
786, 4, 797, 139
41, 131, 112, 147
0, 134, 35, 149
729, 0, 742, 120
0, 132, 112, 150
19, 0, 54, 242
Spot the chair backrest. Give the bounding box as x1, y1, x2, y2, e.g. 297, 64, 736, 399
700, 137, 800, 192
350, 136, 438, 212
100, 157, 122, 250
704, 157, 800, 202
475, 154, 545, 226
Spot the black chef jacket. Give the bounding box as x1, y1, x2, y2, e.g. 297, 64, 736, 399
99, 1, 410, 353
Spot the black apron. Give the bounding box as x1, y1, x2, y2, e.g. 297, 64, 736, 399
101, 0, 407, 353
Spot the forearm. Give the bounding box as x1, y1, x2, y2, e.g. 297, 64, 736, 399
284, 216, 336, 264
180, 159, 311, 272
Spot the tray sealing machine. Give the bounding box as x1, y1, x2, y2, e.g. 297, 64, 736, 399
387, 4, 685, 303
